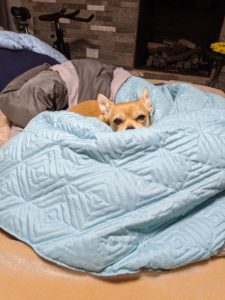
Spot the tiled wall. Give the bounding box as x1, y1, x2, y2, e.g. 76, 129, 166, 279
220, 17, 225, 41
21, 0, 140, 68
219, 17, 225, 72
20, 0, 225, 71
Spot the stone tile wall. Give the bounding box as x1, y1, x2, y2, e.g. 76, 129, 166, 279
219, 17, 225, 74
21, 0, 140, 68
21, 0, 225, 75
219, 17, 225, 41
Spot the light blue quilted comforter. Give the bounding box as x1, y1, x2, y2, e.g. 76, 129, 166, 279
0, 31, 67, 63
1, 82, 225, 276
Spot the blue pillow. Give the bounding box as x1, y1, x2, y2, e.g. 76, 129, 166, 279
0, 48, 59, 92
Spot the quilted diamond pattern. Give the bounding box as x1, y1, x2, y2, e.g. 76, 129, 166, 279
1, 83, 225, 276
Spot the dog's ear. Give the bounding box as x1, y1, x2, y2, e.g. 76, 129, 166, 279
97, 94, 113, 117
139, 88, 152, 112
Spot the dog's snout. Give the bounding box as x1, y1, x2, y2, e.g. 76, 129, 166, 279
126, 126, 135, 130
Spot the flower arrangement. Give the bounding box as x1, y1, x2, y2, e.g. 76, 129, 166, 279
208, 41, 225, 63
210, 41, 225, 55
207, 41, 225, 88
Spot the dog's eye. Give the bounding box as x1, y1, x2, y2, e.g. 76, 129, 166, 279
136, 114, 146, 121
113, 118, 123, 125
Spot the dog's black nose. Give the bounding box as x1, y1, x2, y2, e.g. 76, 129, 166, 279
126, 126, 135, 130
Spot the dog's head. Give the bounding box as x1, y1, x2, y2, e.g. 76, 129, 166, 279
97, 88, 152, 131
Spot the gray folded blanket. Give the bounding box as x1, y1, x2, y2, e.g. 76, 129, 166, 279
0, 59, 116, 128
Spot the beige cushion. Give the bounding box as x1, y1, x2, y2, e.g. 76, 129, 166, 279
0, 110, 11, 146
1, 229, 225, 300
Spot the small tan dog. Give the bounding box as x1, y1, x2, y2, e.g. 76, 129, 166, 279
69, 88, 152, 131
0, 88, 152, 146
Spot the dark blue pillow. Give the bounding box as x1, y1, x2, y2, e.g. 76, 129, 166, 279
0, 48, 59, 92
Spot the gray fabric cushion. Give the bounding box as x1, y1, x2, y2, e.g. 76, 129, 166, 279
71, 58, 115, 102
0, 64, 68, 128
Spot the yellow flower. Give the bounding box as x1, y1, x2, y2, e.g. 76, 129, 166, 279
210, 41, 225, 55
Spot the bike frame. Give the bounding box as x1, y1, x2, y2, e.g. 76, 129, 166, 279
10, 6, 94, 60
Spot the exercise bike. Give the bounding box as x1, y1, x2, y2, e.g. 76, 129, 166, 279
39, 8, 94, 59
11, 6, 31, 34
10, 7, 94, 60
